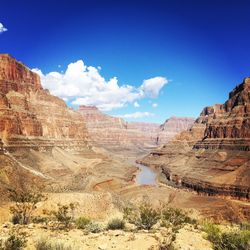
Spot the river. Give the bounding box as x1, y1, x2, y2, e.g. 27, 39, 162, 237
135, 163, 158, 186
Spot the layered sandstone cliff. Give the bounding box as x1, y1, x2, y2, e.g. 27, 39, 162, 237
140, 78, 250, 199
78, 106, 194, 152
157, 117, 195, 144
0, 54, 91, 196
78, 105, 159, 152
0, 54, 88, 146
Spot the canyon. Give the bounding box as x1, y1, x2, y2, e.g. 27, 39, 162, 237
0, 54, 249, 228
0, 54, 136, 200
78, 105, 194, 154
140, 77, 250, 200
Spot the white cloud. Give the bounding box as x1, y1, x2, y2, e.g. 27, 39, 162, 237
134, 101, 140, 108
119, 112, 154, 119
140, 77, 168, 98
0, 23, 7, 34
152, 103, 158, 108
33, 60, 168, 111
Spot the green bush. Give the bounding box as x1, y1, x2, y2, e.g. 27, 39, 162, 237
203, 222, 222, 247
161, 207, 195, 229
50, 203, 76, 229
0, 230, 27, 250
75, 216, 91, 229
124, 203, 160, 230
85, 222, 103, 233
107, 218, 125, 230
203, 222, 250, 250
240, 221, 250, 231
35, 238, 73, 250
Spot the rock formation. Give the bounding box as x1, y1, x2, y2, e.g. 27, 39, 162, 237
78, 106, 194, 152
140, 78, 250, 199
157, 117, 195, 144
78, 105, 159, 153
0, 54, 88, 146
0, 54, 90, 197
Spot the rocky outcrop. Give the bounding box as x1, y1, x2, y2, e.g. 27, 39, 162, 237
140, 78, 250, 199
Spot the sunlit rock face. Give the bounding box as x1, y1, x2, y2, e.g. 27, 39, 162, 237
0, 54, 42, 94
157, 117, 195, 145
78, 105, 159, 151
0, 54, 88, 147
140, 78, 250, 199
78, 105, 195, 152
0, 54, 91, 197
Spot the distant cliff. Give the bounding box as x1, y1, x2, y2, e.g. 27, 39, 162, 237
78, 105, 195, 151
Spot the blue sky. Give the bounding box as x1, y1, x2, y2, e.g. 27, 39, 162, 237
1, 0, 250, 123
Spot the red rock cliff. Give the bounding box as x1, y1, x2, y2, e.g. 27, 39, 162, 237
0, 54, 42, 94
0, 54, 88, 149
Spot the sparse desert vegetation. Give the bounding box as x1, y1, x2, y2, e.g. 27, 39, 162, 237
9, 189, 46, 225
0, 193, 249, 249
0, 229, 27, 250
203, 221, 250, 250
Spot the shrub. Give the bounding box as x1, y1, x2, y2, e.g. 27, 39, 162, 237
75, 216, 91, 229
124, 203, 160, 230
161, 207, 195, 229
50, 203, 77, 229
123, 206, 135, 224
0, 230, 27, 250
35, 238, 73, 250
203, 222, 250, 250
107, 218, 125, 230
240, 221, 250, 231
32, 216, 49, 224
203, 222, 222, 247
9, 189, 46, 225
85, 222, 103, 233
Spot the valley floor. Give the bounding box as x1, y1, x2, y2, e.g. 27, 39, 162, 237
0, 145, 249, 249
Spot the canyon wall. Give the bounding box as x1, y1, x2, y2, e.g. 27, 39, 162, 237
78, 105, 158, 152
78, 106, 195, 152
0, 54, 90, 196
140, 77, 250, 199
157, 117, 195, 144
0, 54, 88, 148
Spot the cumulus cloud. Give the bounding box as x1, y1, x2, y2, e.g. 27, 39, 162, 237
134, 101, 140, 108
152, 103, 158, 108
119, 112, 154, 119
33, 60, 168, 111
140, 77, 168, 98
0, 23, 7, 34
